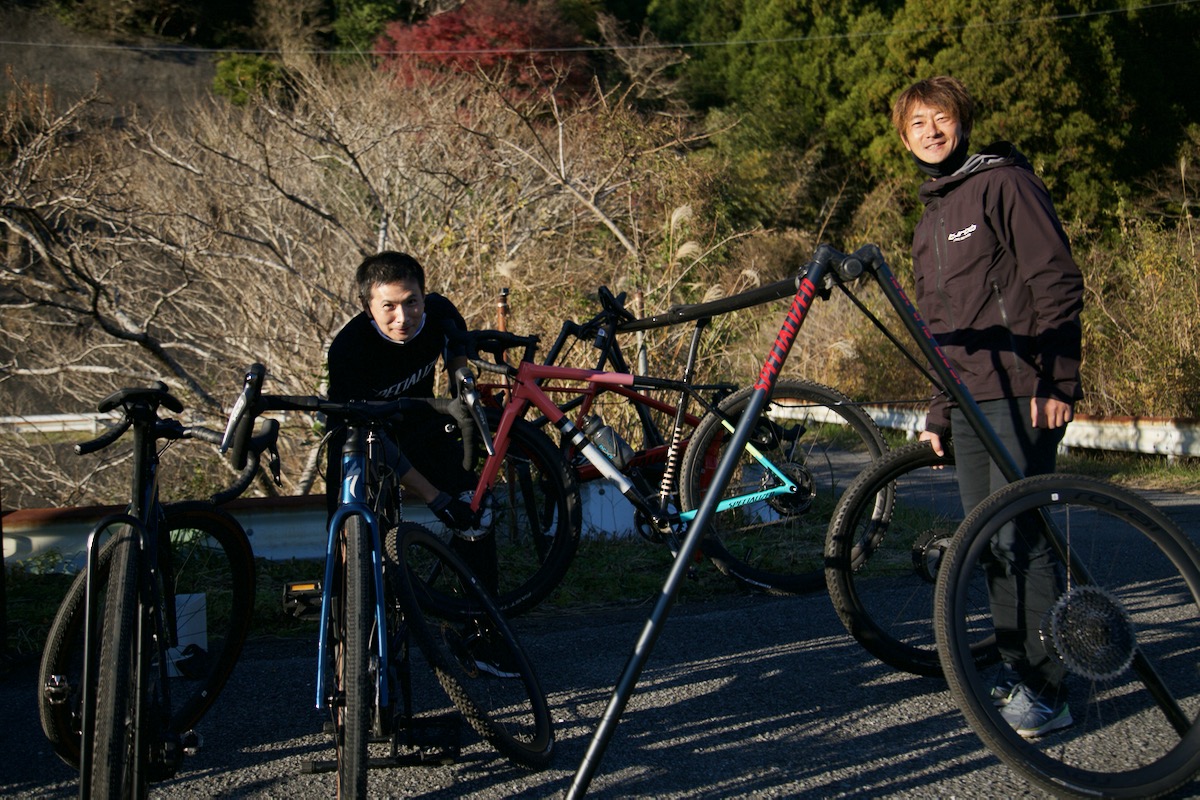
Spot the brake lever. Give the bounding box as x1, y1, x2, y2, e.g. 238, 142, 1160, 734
455, 367, 495, 457
266, 443, 282, 487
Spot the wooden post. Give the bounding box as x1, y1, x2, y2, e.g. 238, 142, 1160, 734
497, 287, 510, 332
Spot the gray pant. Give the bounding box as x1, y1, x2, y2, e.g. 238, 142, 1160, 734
950, 398, 1067, 694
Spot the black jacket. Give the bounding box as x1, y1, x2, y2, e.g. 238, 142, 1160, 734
327, 292, 467, 403
912, 142, 1084, 436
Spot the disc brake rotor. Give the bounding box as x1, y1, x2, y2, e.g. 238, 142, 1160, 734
764, 462, 815, 516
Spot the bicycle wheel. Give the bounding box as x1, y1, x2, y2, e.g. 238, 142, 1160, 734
328, 515, 371, 798
935, 474, 1200, 799
823, 440, 997, 677
679, 379, 887, 594
90, 525, 146, 797
388, 523, 554, 769
443, 411, 580, 617
39, 504, 256, 769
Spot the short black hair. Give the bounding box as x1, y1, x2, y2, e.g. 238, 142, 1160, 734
355, 251, 426, 305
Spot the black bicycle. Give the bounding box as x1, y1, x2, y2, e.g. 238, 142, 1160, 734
568, 243, 1200, 800
221, 364, 553, 796
37, 383, 270, 797
808, 244, 1200, 798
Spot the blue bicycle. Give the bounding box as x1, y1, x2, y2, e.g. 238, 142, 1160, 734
222, 364, 553, 796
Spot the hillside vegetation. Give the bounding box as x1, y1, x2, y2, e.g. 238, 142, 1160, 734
1, 0, 1197, 509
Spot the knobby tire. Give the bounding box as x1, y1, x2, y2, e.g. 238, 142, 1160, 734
389, 523, 554, 769
38, 504, 255, 769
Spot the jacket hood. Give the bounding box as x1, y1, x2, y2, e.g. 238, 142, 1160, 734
918, 141, 1033, 204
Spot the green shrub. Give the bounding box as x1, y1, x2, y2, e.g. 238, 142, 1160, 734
213, 54, 284, 106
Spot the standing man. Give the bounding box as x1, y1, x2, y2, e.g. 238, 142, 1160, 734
892, 76, 1084, 736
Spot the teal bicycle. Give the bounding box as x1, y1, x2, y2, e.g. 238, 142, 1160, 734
424, 292, 887, 619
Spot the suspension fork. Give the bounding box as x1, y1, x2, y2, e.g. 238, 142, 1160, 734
654, 318, 709, 512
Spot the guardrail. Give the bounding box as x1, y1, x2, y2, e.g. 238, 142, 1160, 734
2, 485, 635, 567
8, 408, 1198, 459
797, 405, 1200, 461
5, 405, 1197, 567
0, 413, 121, 433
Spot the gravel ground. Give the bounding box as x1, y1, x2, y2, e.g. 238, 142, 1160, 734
0, 592, 1105, 799
4, 489, 1199, 799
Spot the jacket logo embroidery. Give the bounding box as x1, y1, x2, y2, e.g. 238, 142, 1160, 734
947, 223, 977, 243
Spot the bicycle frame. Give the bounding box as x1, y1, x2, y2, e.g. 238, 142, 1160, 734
567, 243, 1025, 797
500, 279, 803, 473
471, 358, 804, 536
222, 384, 472, 720
314, 423, 394, 714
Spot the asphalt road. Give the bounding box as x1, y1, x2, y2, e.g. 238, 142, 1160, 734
4, 488, 1200, 799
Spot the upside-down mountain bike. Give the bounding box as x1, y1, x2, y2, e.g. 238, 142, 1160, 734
798, 243, 1200, 797
568, 243, 1200, 800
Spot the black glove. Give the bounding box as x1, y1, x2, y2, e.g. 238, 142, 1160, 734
428, 491, 475, 530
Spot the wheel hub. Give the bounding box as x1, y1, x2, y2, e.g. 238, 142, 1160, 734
911, 529, 953, 584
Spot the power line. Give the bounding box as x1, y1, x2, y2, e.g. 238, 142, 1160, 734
0, 0, 1196, 58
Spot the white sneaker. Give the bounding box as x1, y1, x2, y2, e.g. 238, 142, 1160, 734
999, 684, 1073, 738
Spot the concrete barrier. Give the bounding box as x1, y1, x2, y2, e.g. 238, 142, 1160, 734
3, 484, 645, 567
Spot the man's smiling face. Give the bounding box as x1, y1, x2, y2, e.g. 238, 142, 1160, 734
366, 278, 425, 343
901, 100, 964, 166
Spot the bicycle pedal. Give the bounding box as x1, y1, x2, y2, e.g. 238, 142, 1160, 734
44, 674, 70, 706
181, 730, 204, 757
283, 580, 323, 619
150, 734, 183, 781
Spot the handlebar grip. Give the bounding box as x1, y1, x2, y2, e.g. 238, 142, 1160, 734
471, 358, 512, 376
184, 426, 224, 446
74, 417, 132, 456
